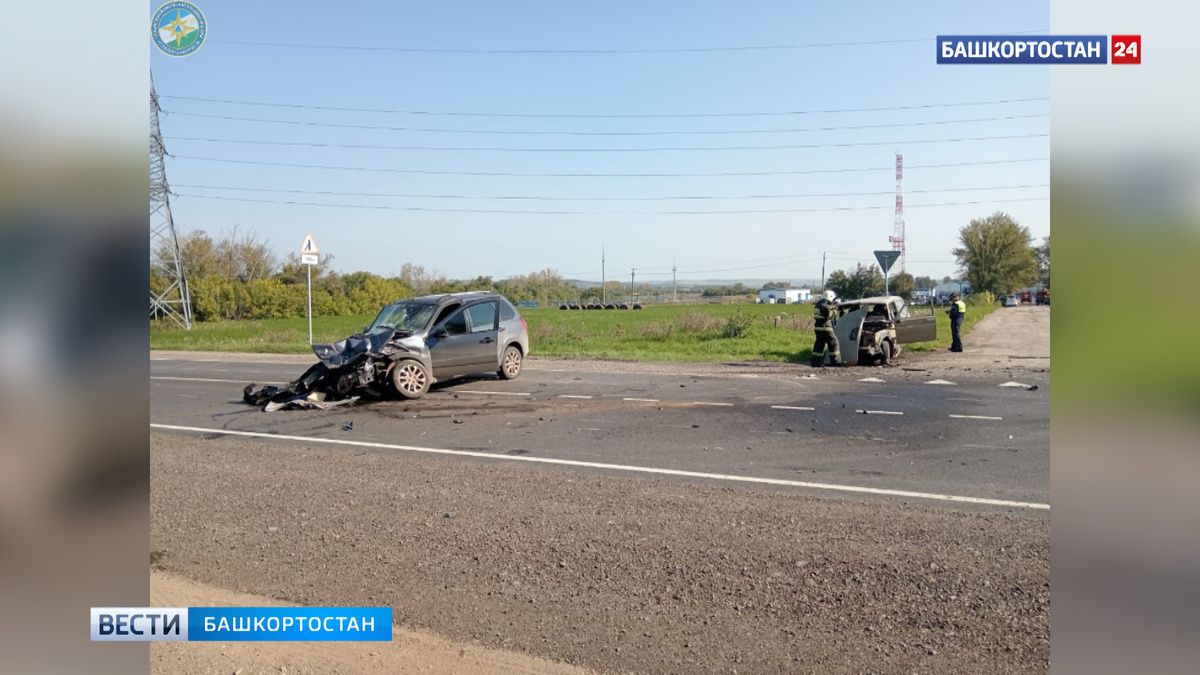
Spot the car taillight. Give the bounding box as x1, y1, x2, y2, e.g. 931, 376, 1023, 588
520, 317, 528, 331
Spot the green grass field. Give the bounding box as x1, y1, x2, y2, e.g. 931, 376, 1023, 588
150, 301, 996, 362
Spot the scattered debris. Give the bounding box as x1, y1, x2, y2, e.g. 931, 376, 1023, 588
999, 381, 1030, 388
1027, 385, 1039, 391
444, 512, 457, 519
342, 421, 354, 431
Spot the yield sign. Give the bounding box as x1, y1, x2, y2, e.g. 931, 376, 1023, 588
874, 250, 900, 275
299, 233, 320, 255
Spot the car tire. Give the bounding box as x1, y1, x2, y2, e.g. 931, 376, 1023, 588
498, 345, 522, 380
389, 360, 431, 399
878, 340, 892, 366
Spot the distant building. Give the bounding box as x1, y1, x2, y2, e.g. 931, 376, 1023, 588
758, 288, 812, 304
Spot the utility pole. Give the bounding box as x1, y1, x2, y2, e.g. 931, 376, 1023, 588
820, 251, 827, 292
601, 244, 606, 304
630, 268, 636, 303
672, 259, 677, 303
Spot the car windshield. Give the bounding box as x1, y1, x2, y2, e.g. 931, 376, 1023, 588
368, 302, 436, 333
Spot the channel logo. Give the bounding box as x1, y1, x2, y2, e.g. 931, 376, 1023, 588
91, 607, 392, 641
937, 35, 1141, 64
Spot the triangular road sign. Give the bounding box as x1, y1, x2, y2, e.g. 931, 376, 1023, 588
874, 250, 900, 275
300, 233, 320, 255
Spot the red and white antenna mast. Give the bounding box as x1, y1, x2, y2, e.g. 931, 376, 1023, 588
889, 153, 906, 273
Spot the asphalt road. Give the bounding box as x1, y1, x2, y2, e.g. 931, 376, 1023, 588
150, 356, 1049, 511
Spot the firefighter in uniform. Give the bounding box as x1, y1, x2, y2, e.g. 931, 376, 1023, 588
811, 290, 842, 367
947, 293, 966, 352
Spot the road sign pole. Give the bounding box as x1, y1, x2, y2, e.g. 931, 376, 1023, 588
307, 264, 313, 345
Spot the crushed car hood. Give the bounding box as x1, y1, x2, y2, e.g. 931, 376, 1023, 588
312, 328, 400, 368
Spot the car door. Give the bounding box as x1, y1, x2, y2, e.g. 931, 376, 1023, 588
463, 301, 500, 370
832, 307, 868, 366
427, 307, 474, 377
894, 298, 937, 344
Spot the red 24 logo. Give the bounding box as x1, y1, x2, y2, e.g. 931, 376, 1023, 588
1112, 35, 1141, 64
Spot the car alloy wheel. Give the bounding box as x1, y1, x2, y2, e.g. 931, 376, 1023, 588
393, 362, 427, 396
503, 348, 521, 377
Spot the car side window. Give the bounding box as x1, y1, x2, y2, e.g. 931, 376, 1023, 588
499, 299, 516, 321
466, 302, 497, 333
441, 309, 468, 336
894, 300, 909, 319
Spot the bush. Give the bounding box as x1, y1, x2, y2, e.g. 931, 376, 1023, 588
968, 290, 996, 307
718, 312, 754, 339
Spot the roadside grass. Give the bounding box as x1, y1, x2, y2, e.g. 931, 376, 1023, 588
150, 301, 997, 362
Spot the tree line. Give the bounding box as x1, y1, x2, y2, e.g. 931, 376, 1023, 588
151, 229, 582, 322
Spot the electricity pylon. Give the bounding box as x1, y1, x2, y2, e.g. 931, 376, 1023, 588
150, 71, 192, 328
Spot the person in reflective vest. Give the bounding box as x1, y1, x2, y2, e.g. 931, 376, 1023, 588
811, 290, 842, 367
947, 293, 966, 352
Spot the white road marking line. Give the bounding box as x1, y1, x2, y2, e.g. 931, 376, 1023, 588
684, 401, 734, 407
749, 430, 790, 435
577, 427, 604, 432
946, 397, 984, 402
151, 358, 314, 365
557, 394, 593, 399
865, 394, 899, 398
965, 444, 1021, 451
455, 390, 531, 397
856, 409, 904, 415
858, 377, 885, 383
999, 381, 1031, 388
771, 405, 815, 411
623, 397, 660, 402
150, 423, 1049, 510
949, 414, 1003, 421
926, 379, 957, 385
658, 424, 698, 429
151, 376, 272, 384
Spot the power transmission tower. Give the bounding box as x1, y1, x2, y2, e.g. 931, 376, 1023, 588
888, 153, 906, 273
150, 71, 193, 328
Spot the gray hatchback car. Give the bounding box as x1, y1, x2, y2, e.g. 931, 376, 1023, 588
311, 291, 530, 400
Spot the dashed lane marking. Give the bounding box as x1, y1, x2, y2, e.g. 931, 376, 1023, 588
455, 390, 532, 397
149, 423, 1049, 510
684, 401, 735, 407
557, 394, 593, 399
858, 377, 886, 383
771, 405, 815, 411
623, 397, 660, 403
949, 414, 1003, 421
856, 409, 904, 415
926, 379, 957, 385
999, 381, 1031, 388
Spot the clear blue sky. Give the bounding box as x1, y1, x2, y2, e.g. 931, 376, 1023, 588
152, 0, 1049, 284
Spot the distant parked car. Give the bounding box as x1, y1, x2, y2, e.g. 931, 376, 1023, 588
1003, 295, 1020, 307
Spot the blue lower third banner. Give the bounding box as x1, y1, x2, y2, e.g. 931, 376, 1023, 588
937, 35, 1107, 64
92, 607, 392, 641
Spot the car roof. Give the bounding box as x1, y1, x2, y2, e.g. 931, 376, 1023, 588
838, 295, 902, 306
394, 291, 502, 306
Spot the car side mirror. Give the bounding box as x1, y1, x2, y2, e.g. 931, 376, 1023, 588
432, 328, 449, 339
361, 326, 369, 334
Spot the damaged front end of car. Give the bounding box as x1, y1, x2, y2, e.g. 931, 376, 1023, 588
242, 328, 427, 411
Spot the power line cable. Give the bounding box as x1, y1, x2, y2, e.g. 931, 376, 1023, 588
167, 133, 1048, 153
161, 110, 1048, 136
160, 94, 1049, 119
170, 154, 1048, 178
176, 193, 1048, 215
174, 182, 1049, 202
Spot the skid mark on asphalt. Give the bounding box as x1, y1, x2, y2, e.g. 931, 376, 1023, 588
150, 423, 1049, 510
